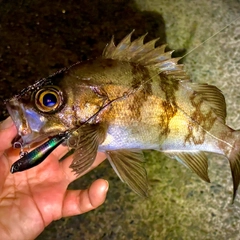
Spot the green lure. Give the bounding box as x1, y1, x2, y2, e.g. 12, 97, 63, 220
10, 133, 69, 173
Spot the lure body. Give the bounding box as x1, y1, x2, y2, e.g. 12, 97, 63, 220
10, 133, 68, 173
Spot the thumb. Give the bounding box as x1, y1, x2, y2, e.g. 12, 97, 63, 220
0, 117, 17, 151
61, 179, 109, 218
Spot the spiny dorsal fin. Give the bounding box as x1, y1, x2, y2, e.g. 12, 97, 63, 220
102, 30, 189, 81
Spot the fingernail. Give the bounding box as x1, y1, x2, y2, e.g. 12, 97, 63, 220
0, 117, 13, 130
104, 180, 109, 193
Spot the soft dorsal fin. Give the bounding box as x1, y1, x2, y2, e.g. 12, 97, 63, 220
189, 83, 227, 122
102, 30, 189, 81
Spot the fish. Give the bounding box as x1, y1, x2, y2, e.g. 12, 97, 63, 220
5, 30, 240, 202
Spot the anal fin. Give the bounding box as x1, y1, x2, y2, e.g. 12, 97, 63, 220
165, 151, 210, 183
106, 149, 148, 197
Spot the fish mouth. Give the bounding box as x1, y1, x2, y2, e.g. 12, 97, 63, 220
6, 97, 48, 147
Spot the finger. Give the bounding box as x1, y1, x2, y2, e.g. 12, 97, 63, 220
60, 152, 107, 182
0, 117, 17, 151
51, 144, 70, 160
61, 179, 109, 218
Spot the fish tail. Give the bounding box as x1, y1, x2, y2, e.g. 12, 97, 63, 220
228, 130, 240, 203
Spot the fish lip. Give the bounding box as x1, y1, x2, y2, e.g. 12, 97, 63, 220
6, 98, 47, 147
6, 99, 31, 136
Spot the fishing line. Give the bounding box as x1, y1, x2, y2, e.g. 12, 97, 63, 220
101, 16, 239, 150
128, 15, 240, 93
179, 15, 240, 60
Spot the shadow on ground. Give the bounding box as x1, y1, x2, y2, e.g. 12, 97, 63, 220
0, 0, 166, 120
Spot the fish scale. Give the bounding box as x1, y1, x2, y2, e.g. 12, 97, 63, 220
5, 31, 240, 202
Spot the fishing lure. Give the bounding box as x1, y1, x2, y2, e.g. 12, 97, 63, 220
10, 132, 69, 173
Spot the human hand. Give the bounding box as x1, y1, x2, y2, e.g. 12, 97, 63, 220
0, 117, 108, 240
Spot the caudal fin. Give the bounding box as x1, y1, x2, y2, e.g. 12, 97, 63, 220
228, 130, 240, 203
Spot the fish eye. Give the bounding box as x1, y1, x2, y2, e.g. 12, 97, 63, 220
34, 86, 63, 113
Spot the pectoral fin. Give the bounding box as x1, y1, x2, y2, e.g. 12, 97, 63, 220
70, 124, 107, 176
165, 151, 210, 182
106, 149, 148, 197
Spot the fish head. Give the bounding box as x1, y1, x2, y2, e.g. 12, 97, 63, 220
5, 66, 107, 147
6, 82, 69, 146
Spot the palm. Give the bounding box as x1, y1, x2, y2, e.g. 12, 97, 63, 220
0, 119, 107, 240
